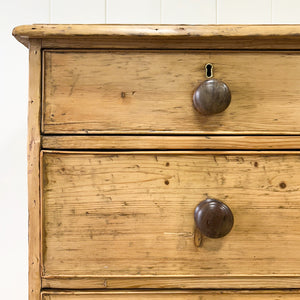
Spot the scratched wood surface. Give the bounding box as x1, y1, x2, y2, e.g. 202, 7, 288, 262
42, 135, 300, 150
40, 37, 300, 50
41, 276, 300, 289
28, 40, 42, 300
42, 50, 300, 134
13, 24, 300, 39
42, 290, 300, 300
12, 24, 300, 49
42, 151, 300, 284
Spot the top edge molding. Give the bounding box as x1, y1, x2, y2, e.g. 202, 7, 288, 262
13, 24, 300, 49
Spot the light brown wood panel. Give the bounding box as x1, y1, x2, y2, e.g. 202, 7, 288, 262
40, 37, 300, 50
13, 24, 300, 39
28, 40, 42, 300
12, 24, 300, 49
42, 151, 300, 287
42, 276, 300, 289
42, 290, 300, 300
14, 25, 300, 300
42, 135, 300, 150
42, 50, 300, 134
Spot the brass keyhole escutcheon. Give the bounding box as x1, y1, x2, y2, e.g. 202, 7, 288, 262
205, 63, 213, 78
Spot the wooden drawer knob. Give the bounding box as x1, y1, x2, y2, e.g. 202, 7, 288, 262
193, 79, 231, 115
194, 198, 234, 238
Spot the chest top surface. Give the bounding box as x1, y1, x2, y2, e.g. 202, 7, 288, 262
13, 24, 300, 49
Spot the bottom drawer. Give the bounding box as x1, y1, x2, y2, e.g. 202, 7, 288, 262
42, 291, 300, 299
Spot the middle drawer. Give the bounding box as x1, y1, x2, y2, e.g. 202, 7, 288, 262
41, 151, 300, 288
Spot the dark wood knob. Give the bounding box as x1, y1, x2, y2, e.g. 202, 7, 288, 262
194, 198, 234, 238
193, 79, 231, 115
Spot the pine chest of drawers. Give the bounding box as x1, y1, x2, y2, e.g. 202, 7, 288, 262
13, 25, 300, 300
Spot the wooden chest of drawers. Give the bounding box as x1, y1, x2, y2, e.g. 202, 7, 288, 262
13, 25, 300, 300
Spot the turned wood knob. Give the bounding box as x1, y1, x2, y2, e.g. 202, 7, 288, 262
193, 79, 231, 115
194, 198, 234, 238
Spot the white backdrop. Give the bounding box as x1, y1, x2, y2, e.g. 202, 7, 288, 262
1, 0, 299, 298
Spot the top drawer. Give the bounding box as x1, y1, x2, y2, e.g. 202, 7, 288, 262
42, 50, 300, 134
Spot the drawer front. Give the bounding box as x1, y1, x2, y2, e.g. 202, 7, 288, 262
42, 291, 300, 300
42, 50, 300, 134
42, 151, 300, 283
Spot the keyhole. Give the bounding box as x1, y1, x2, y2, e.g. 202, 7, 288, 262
205, 63, 213, 78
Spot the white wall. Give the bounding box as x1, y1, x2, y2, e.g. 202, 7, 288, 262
1, 0, 300, 298
49, 0, 300, 24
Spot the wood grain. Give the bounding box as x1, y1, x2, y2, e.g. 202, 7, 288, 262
194, 198, 234, 238
41, 290, 300, 300
16, 25, 300, 298
193, 79, 231, 115
41, 37, 300, 50
13, 24, 300, 39
42, 276, 300, 289
42, 50, 300, 134
12, 25, 300, 49
28, 39, 42, 300
42, 135, 300, 150
42, 151, 300, 288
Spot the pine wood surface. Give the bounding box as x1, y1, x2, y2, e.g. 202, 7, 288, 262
41, 290, 300, 300
41, 276, 300, 289
42, 151, 300, 287
40, 37, 300, 50
13, 24, 300, 39
42, 135, 300, 150
42, 50, 300, 135
13, 25, 300, 298
28, 40, 42, 300
12, 25, 300, 49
